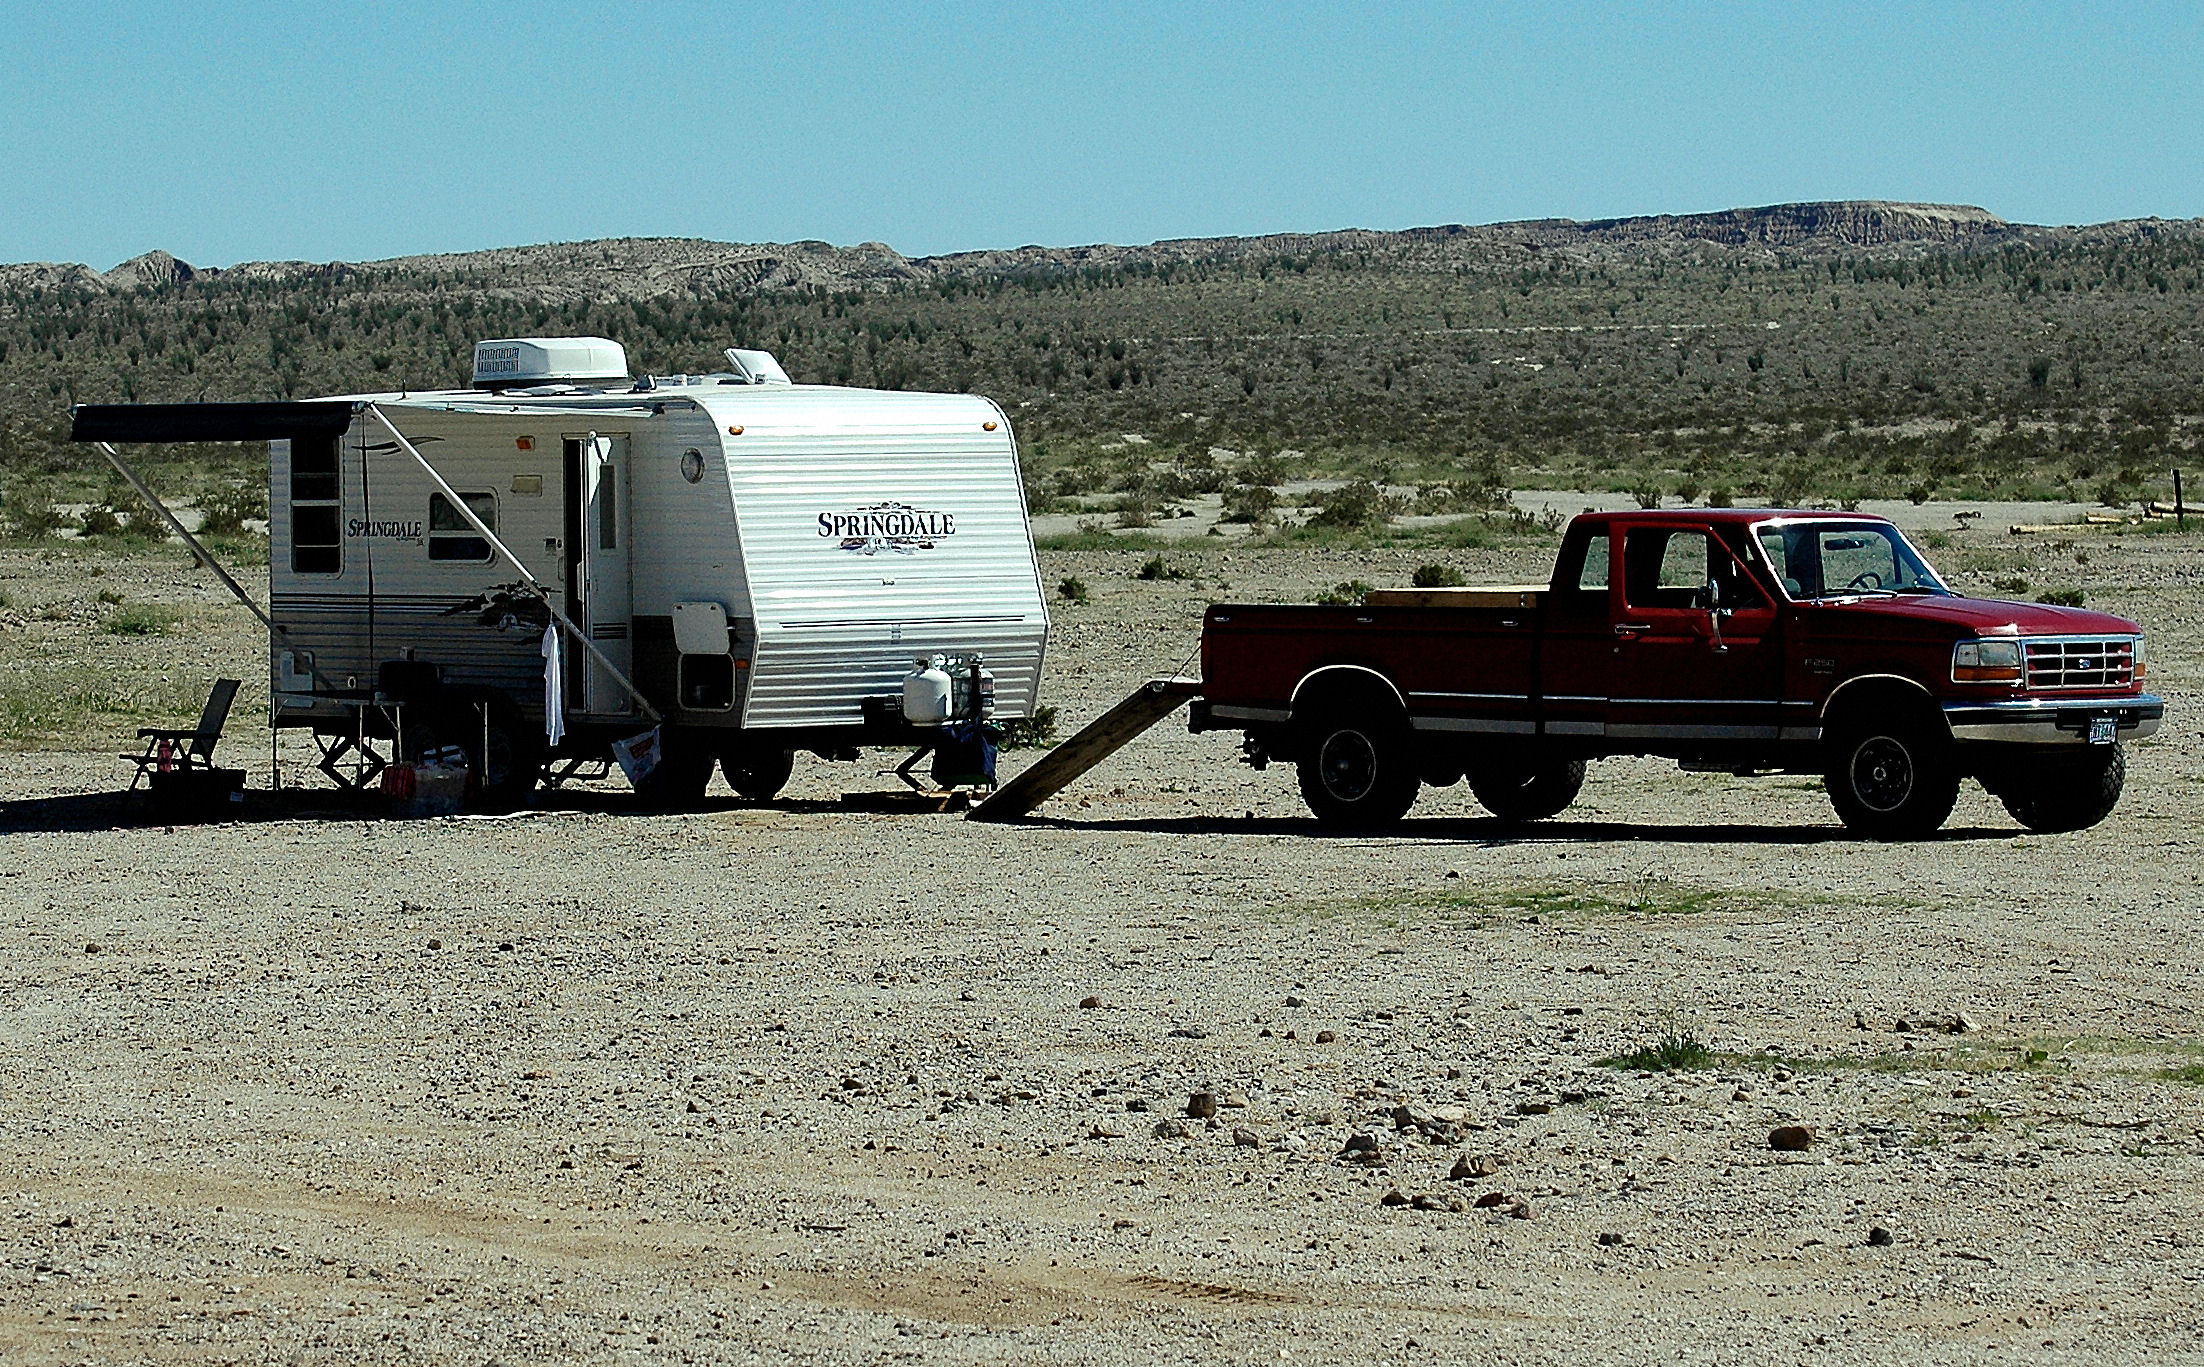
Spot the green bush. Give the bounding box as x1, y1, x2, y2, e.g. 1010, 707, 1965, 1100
2037, 587, 2086, 607
1601, 1027, 1715, 1072
1410, 563, 1465, 588
1221, 483, 1277, 523
999, 705, 1059, 749
1057, 576, 1089, 603
1313, 579, 1374, 606
1134, 555, 1191, 581
102, 604, 178, 636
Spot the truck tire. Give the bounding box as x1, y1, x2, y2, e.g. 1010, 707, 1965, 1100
1468, 757, 1587, 823
1295, 703, 1420, 828
1998, 744, 2125, 833
721, 747, 796, 801
1824, 713, 1959, 839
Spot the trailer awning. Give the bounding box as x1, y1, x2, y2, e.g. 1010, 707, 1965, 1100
69, 401, 361, 444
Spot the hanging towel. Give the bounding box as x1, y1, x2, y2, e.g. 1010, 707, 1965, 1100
541, 623, 566, 746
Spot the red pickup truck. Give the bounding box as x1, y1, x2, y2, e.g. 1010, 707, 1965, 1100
1191, 510, 2163, 837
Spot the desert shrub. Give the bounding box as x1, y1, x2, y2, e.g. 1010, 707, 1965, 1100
1113, 495, 1157, 528
1313, 579, 1374, 606
102, 604, 178, 636
1222, 483, 1277, 523
78, 503, 125, 537
1057, 576, 1088, 603
2037, 586, 2086, 607
2, 489, 65, 539
1308, 480, 1405, 529
198, 481, 268, 535
999, 705, 1059, 749
1630, 479, 1664, 509
1600, 1027, 1714, 1072
1134, 555, 1191, 581
1411, 563, 1465, 588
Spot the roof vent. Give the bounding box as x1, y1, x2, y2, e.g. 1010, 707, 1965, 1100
722, 348, 793, 385
472, 337, 629, 390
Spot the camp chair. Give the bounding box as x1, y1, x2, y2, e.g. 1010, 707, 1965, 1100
126, 678, 242, 793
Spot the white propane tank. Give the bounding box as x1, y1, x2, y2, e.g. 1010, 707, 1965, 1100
903, 655, 953, 726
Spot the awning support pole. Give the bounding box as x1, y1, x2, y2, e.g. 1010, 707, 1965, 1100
366, 404, 662, 725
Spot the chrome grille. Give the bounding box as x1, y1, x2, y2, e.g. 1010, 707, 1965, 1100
2023, 636, 2134, 689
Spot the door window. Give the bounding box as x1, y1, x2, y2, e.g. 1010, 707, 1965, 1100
1624, 528, 1764, 610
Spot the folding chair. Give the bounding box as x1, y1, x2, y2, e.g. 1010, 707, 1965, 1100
126, 678, 245, 802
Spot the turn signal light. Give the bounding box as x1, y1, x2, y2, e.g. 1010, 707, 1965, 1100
727, 425, 744, 436
1952, 639, 2023, 683
983, 420, 998, 431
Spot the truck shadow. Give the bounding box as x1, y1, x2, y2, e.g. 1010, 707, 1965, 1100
1006, 813, 2021, 844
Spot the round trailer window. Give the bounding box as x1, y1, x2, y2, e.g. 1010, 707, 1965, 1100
679, 448, 705, 483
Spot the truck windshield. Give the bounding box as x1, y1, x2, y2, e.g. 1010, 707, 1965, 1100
1754, 521, 1952, 600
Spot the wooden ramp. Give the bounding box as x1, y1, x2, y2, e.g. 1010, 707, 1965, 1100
968, 676, 1202, 822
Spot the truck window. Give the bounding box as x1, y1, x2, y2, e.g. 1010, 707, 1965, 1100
1625, 527, 1764, 610
289, 435, 341, 575
1550, 529, 1609, 614
428, 492, 498, 562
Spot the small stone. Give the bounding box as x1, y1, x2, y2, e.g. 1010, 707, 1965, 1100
1411, 1193, 1460, 1212
1232, 1127, 1259, 1148
498, 941, 515, 952
427, 939, 443, 951
1339, 1131, 1380, 1155
1186, 1091, 1218, 1119
1444, 868, 1461, 879
1125, 1098, 1149, 1112
1732, 1088, 1755, 1102
1449, 1153, 1502, 1181
1221, 1090, 1249, 1109
1955, 1012, 1983, 1034
1472, 1191, 1509, 1209
1597, 1231, 1625, 1246
1153, 1119, 1190, 1140
1772, 1067, 1794, 1082
1283, 995, 1306, 1008
1507, 1201, 1535, 1220
1951, 1086, 1975, 1099
1167, 1026, 1210, 1039
1314, 1030, 1336, 1044
83, 943, 101, 955
1079, 995, 1102, 1009
685, 1099, 701, 1113
1867, 1226, 1895, 1247
1380, 1189, 1410, 1207
1769, 1125, 1816, 1152
1516, 1101, 1552, 1116
1088, 1122, 1126, 1140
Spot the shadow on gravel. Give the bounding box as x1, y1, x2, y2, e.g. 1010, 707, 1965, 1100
1000, 813, 2020, 844
0, 783, 795, 835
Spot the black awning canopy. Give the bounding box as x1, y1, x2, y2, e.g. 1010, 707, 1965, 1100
69, 401, 360, 445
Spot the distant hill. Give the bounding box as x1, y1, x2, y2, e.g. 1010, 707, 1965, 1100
4, 201, 2202, 508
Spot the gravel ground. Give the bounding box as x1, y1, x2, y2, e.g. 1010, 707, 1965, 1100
1, 520, 2200, 1365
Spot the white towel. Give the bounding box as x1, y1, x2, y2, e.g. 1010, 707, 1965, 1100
541, 623, 565, 746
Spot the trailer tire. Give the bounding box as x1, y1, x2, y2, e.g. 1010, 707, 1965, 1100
1824, 710, 1959, 839
1997, 744, 2125, 833
1468, 756, 1587, 823
1293, 693, 1420, 828
721, 747, 796, 801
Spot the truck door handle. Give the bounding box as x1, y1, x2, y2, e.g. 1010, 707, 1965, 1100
1614, 622, 1651, 637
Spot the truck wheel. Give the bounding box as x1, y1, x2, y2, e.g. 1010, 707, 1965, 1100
1824, 714, 1959, 839
721, 747, 795, 801
1295, 707, 1420, 828
1999, 744, 2125, 833
1468, 757, 1587, 823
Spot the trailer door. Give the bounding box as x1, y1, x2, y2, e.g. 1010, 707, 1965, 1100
567, 433, 633, 714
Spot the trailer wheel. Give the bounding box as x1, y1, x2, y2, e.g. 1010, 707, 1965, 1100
1824, 710, 1959, 839
1468, 757, 1587, 823
721, 747, 796, 801
1997, 744, 2125, 833
1294, 696, 1420, 828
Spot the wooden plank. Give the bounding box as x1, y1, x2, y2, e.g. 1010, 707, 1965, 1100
968, 677, 1202, 822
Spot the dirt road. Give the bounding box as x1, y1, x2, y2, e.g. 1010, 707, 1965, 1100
2, 525, 2200, 1364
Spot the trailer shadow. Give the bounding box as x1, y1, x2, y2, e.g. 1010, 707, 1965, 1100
0, 784, 802, 835
998, 813, 2020, 845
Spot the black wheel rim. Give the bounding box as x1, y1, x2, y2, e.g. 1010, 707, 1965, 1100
1850, 736, 1914, 812
1318, 729, 1379, 803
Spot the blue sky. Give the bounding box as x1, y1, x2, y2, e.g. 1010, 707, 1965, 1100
5, 1, 2199, 269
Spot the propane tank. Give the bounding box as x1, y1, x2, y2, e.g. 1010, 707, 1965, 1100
902, 654, 953, 726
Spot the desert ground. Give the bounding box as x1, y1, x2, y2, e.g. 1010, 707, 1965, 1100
1, 512, 2201, 1365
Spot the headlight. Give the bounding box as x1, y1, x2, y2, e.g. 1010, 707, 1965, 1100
1952, 638, 2023, 683
2134, 635, 2146, 680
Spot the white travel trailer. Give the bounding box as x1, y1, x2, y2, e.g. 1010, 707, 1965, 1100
72, 337, 1050, 804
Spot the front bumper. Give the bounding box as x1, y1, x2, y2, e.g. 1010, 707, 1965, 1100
1944, 693, 2164, 744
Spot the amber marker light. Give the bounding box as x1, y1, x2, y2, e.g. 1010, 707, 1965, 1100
983, 420, 998, 431
516, 436, 535, 451
727, 425, 744, 435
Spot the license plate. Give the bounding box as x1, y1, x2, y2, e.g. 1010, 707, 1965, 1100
2088, 716, 2117, 745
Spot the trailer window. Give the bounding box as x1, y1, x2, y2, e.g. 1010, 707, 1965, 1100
289, 435, 341, 574
428, 492, 498, 562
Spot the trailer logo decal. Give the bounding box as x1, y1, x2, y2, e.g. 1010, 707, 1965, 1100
348, 517, 425, 542
817, 502, 956, 554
